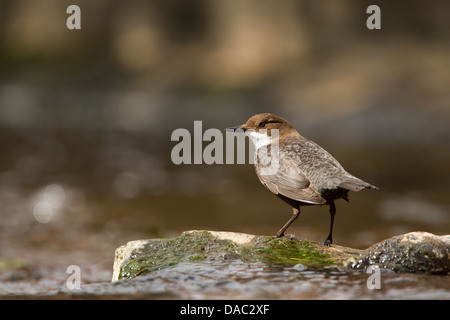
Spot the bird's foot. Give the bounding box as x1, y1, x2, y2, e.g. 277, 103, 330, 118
284, 234, 297, 240
323, 239, 332, 246
274, 233, 296, 240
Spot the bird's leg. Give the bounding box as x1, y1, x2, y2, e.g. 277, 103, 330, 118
324, 201, 336, 246
275, 207, 300, 238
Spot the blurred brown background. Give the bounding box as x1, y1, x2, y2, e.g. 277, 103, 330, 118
0, 0, 449, 287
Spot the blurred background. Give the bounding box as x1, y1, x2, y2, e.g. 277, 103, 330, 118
0, 0, 449, 291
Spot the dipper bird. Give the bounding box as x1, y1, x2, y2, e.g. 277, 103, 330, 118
226, 113, 377, 245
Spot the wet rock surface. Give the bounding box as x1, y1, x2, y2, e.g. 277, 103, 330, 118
114, 230, 450, 281
112, 230, 361, 281
350, 232, 450, 274
55, 229, 450, 299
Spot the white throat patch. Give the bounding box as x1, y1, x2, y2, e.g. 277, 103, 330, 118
246, 130, 277, 149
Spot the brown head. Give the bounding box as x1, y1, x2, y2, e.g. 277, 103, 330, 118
226, 113, 302, 149
227, 113, 301, 139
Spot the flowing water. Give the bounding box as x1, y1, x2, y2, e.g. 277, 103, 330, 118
2, 259, 450, 299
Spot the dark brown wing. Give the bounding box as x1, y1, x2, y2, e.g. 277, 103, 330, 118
256, 157, 326, 205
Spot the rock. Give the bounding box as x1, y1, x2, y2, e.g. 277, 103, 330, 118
350, 232, 450, 274
112, 230, 361, 281
112, 230, 450, 282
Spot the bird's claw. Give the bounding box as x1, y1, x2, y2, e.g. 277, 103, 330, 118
274, 233, 297, 240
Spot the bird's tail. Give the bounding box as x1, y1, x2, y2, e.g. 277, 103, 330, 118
338, 178, 378, 192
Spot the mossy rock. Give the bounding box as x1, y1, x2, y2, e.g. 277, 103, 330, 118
112, 230, 361, 281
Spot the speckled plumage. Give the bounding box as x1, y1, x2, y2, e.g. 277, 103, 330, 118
256, 136, 376, 203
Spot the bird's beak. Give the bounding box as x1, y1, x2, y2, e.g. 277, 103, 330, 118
225, 125, 244, 133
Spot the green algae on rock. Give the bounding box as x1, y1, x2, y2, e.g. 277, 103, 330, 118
238, 236, 336, 267
112, 230, 359, 281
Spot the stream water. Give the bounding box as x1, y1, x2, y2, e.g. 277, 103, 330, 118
2, 259, 450, 299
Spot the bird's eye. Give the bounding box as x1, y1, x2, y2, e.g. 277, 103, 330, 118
257, 121, 265, 128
